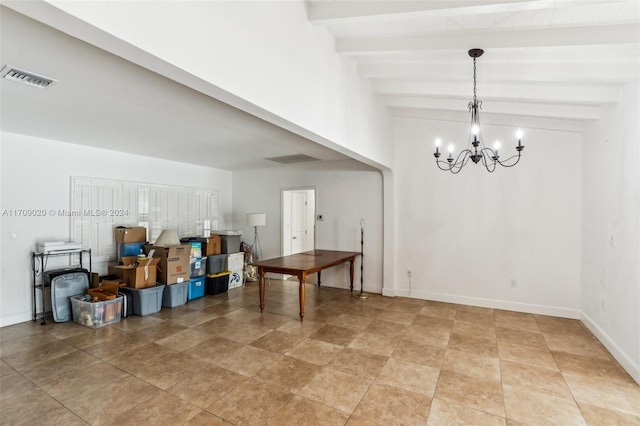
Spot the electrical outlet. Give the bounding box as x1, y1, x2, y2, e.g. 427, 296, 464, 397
407, 270, 412, 278
510, 279, 517, 288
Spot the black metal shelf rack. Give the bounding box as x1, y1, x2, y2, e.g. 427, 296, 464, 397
31, 249, 92, 325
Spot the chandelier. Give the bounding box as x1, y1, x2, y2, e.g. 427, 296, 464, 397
434, 48, 524, 173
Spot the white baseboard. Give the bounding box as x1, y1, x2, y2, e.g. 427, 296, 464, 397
381, 287, 639, 384
382, 288, 581, 319
382, 287, 395, 297
581, 311, 640, 385
0, 311, 33, 328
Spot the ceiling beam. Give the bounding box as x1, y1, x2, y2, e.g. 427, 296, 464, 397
358, 62, 640, 84
390, 107, 586, 133
384, 96, 602, 121
336, 24, 640, 53
373, 80, 621, 105
308, 0, 602, 24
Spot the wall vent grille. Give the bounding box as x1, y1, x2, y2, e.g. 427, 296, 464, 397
265, 154, 321, 164
1, 65, 57, 89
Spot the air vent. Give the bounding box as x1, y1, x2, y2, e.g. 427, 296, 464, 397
1, 65, 57, 89
265, 154, 321, 164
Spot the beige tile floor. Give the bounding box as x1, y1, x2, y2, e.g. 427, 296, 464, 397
1, 280, 639, 425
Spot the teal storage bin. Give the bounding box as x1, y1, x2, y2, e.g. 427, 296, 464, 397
188, 276, 205, 301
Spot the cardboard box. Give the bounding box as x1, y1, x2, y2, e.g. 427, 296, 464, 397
145, 244, 191, 285
101, 278, 126, 288
88, 282, 121, 301
91, 272, 100, 288
108, 256, 159, 289
205, 235, 221, 256
114, 226, 147, 243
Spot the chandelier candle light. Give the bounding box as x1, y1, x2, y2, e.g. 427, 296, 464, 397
434, 48, 524, 173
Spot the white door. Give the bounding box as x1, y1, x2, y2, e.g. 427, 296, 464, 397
282, 188, 315, 257
291, 191, 308, 254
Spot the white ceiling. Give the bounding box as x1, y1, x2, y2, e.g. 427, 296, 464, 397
1, 1, 639, 171
308, 0, 640, 131
0, 6, 353, 171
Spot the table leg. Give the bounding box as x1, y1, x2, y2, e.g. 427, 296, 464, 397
317, 270, 321, 287
349, 259, 355, 292
299, 272, 306, 321
259, 267, 265, 313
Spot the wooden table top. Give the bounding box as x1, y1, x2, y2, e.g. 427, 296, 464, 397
252, 250, 361, 274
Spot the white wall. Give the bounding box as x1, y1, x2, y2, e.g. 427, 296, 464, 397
232, 161, 383, 293
0, 131, 232, 327
581, 82, 640, 383
392, 118, 582, 318
19, 0, 392, 169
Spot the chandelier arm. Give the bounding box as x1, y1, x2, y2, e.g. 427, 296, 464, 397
478, 147, 523, 169
479, 149, 497, 173
454, 149, 472, 166
479, 147, 495, 157
435, 160, 454, 171
495, 153, 522, 167
435, 150, 471, 173
449, 151, 471, 174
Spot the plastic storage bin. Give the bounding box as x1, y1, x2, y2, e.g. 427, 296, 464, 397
188, 276, 205, 301
180, 237, 207, 258
206, 254, 227, 275
226, 252, 244, 271
45, 268, 90, 323
162, 281, 188, 308
120, 285, 165, 316
116, 242, 147, 260
71, 295, 123, 328
228, 270, 243, 289
227, 253, 244, 289
190, 257, 207, 277
206, 272, 230, 295
217, 230, 242, 254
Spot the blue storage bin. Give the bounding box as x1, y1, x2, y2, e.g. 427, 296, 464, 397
188, 276, 205, 301
116, 242, 147, 260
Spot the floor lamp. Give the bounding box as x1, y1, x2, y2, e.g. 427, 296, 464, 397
353, 218, 368, 299
246, 213, 267, 285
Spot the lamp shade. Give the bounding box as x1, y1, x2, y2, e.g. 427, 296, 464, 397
246, 213, 266, 227
154, 230, 181, 247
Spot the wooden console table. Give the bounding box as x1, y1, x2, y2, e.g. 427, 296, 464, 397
253, 250, 361, 321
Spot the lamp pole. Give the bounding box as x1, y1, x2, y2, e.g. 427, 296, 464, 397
354, 218, 368, 299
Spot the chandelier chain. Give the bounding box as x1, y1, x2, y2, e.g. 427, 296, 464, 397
473, 57, 477, 105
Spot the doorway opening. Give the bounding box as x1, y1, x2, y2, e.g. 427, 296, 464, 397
281, 187, 316, 258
